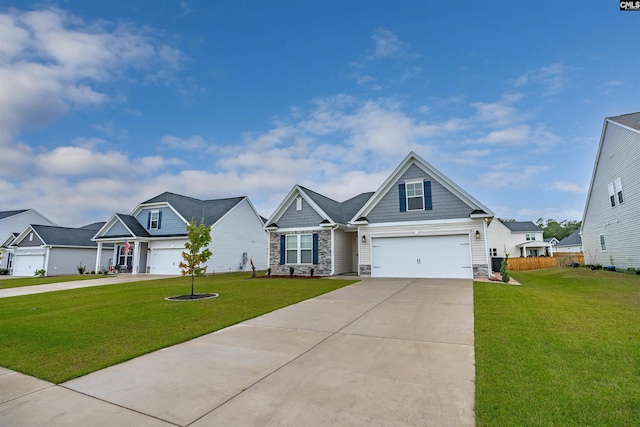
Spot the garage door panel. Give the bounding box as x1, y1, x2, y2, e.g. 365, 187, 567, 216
13, 254, 45, 277
371, 235, 472, 279
150, 249, 183, 275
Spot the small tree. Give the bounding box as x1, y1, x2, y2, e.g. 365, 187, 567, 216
179, 218, 212, 296
500, 251, 510, 284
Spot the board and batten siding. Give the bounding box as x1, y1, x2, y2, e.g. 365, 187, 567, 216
135, 207, 186, 236
103, 221, 133, 237
208, 198, 268, 272
276, 198, 324, 228
16, 232, 43, 247
48, 248, 110, 275
367, 164, 474, 223
582, 121, 640, 269
332, 228, 355, 275
358, 220, 488, 268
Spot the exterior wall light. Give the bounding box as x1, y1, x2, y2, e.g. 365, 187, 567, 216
475, 230, 481, 239
361, 235, 366, 243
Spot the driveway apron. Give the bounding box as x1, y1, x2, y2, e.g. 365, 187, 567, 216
0, 278, 475, 426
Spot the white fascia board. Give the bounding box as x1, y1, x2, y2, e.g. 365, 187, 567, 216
351, 151, 493, 222
272, 226, 325, 232
91, 214, 118, 240
362, 217, 481, 229
131, 202, 187, 224
265, 185, 331, 225
11, 225, 42, 246
582, 118, 612, 229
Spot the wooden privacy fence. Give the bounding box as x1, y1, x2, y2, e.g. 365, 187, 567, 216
506, 253, 584, 271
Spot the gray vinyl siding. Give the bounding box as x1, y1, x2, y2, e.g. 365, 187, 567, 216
582, 121, 640, 269
16, 232, 43, 247
103, 221, 132, 237
47, 248, 105, 275
276, 198, 324, 228
367, 164, 474, 223
135, 207, 186, 236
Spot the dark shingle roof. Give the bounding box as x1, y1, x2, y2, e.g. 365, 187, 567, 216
116, 214, 151, 237
501, 221, 542, 233
0, 209, 28, 220
32, 225, 102, 247
299, 187, 374, 225
78, 222, 106, 231
609, 112, 640, 131
142, 192, 244, 227
558, 229, 582, 247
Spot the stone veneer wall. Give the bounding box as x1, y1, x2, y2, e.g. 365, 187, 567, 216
473, 264, 489, 278
359, 264, 371, 276
268, 230, 332, 276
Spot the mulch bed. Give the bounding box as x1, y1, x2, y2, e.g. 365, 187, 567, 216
165, 293, 219, 301
255, 275, 321, 279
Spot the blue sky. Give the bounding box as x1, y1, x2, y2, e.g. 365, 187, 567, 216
1, 1, 638, 226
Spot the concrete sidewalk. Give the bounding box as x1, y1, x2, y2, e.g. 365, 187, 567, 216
0, 275, 175, 298
0, 278, 475, 426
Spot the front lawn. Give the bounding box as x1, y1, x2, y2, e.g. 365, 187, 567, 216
0, 273, 356, 383
0, 275, 103, 290
475, 268, 640, 426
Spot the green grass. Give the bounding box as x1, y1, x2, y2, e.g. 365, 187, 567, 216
0, 273, 356, 383
475, 268, 640, 426
0, 275, 104, 290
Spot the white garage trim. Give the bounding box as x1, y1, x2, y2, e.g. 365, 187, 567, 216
371, 234, 472, 279
149, 248, 184, 275
12, 253, 46, 277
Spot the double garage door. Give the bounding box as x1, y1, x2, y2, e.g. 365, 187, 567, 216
149, 248, 183, 275
371, 234, 472, 279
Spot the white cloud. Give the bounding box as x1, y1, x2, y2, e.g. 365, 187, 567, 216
160, 135, 210, 151
512, 61, 568, 96
0, 7, 183, 138
552, 181, 588, 194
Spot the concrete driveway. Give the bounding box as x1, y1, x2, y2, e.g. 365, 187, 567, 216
0, 278, 475, 426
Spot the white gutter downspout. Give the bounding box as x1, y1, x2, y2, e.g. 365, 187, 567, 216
329, 225, 339, 276
483, 219, 490, 274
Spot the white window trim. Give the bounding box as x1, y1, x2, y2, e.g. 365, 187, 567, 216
150, 210, 159, 230
608, 182, 616, 207
599, 234, 607, 251
286, 234, 313, 264
405, 180, 425, 211
615, 178, 624, 205
525, 233, 536, 241
296, 197, 302, 211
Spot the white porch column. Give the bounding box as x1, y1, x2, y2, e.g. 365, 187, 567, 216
95, 242, 102, 273
43, 247, 51, 277
132, 241, 140, 275
113, 245, 118, 269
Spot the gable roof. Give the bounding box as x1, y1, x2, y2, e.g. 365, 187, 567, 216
557, 229, 582, 247
0, 209, 56, 225
138, 192, 245, 227
608, 112, 640, 132
14, 224, 108, 247
501, 221, 541, 233
1, 232, 19, 247
581, 113, 640, 231
265, 185, 373, 228
351, 151, 493, 221
0, 209, 29, 220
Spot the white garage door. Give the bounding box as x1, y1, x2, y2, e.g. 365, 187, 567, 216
371, 234, 472, 279
150, 248, 184, 275
12, 253, 45, 277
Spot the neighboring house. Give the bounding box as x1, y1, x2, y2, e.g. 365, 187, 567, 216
487, 220, 554, 258
9, 223, 111, 277
555, 229, 582, 253
545, 237, 559, 248
265, 152, 494, 279
0, 209, 57, 271
581, 112, 640, 268
92, 192, 267, 275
